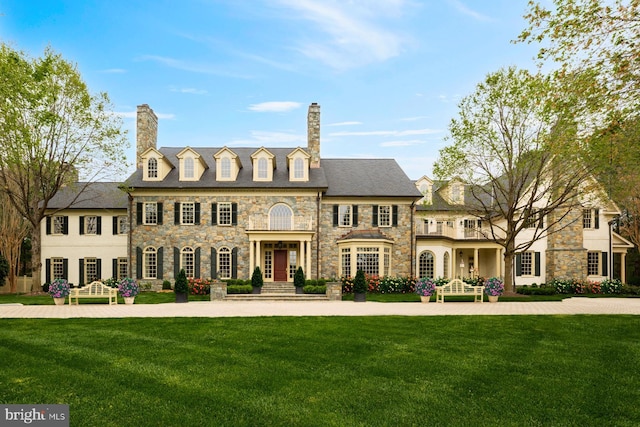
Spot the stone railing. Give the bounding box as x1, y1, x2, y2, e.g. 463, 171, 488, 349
326, 282, 342, 301
247, 215, 314, 231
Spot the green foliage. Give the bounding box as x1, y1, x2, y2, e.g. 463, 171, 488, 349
353, 270, 367, 294
294, 266, 305, 288
174, 269, 189, 294
251, 266, 263, 288
226, 285, 253, 294
303, 285, 326, 294
162, 280, 172, 290
517, 285, 556, 296
0, 254, 8, 286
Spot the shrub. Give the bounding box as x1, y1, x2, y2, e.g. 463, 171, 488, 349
103, 277, 119, 288
188, 278, 211, 295
303, 285, 326, 294
317, 278, 327, 286
174, 269, 189, 294
162, 280, 172, 290
251, 267, 264, 288
341, 276, 354, 293
353, 270, 367, 294
366, 274, 380, 292
517, 285, 556, 295
463, 276, 485, 287
294, 267, 305, 288
621, 284, 640, 295
227, 285, 253, 294
415, 278, 436, 296
379, 276, 416, 294
600, 278, 623, 294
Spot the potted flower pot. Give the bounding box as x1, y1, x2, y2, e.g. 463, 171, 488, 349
251, 266, 263, 295
420, 295, 431, 303
174, 269, 189, 303
53, 297, 65, 306
488, 295, 499, 303
353, 270, 367, 302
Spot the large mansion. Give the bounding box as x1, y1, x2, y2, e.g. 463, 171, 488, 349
40, 103, 632, 286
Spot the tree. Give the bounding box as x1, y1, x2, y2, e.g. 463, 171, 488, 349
0, 183, 30, 293
0, 44, 127, 290
433, 67, 594, 292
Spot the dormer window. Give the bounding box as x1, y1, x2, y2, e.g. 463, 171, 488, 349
251, 148, 275, 181
220, 158, 231, 179
147, 158, 158, 179
287, 148, 310, 182
258, 158, 268, 179
184, 157, 194, 179
451, 184, 461, 203
294, 158, 304, 179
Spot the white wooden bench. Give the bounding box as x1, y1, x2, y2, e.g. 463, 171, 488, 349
68, 281, 118, 305
436, 278, 484, 303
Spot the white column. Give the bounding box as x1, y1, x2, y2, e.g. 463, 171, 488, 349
621, 252, 627, 283
255, 240, 262, 270
249, 238, 255, 274
305, 239, 312, 278
473, 248, 479, 277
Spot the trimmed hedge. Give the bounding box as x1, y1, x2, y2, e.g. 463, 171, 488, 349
227, 285, 253, 294
303, 285, 326, 294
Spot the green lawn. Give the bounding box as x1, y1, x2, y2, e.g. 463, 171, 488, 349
1, 316, 639, 426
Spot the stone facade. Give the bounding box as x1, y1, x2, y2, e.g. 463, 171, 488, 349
136, 104, 158, 168
307, 103, 321, 168
546, 206, 587, 281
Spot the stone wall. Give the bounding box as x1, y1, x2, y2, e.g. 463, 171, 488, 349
545, 206, 587, 280
307, 103, 321, 168
136, 104, 158, 168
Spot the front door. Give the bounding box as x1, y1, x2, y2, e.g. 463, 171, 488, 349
274, 250, 288, 281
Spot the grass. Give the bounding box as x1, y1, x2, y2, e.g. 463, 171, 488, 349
1, 316, 639, 426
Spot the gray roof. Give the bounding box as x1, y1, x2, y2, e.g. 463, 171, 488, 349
322, 158, 422, 198
47, 182, 128, 210
126, 147, 328, 190
127, 148, 421, 198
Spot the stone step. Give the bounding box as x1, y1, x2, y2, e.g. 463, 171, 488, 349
262, 282, 296, 294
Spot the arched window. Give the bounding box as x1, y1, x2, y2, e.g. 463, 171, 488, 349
220, 157, 231, 179
143, 246, 157, 279
269, 204, 293, 230
419, 251, 435, 279
218, 247, 231, 279
184, 157, 194, 179
147, 158, 158, 178
258, 157, 268, 179
294, 157, 304, 179
181, 247, 194, 278
443, 252, 450, 279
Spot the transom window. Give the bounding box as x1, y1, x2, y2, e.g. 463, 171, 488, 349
270, 204, 293, 230
85, 216, 98, 235
339, 205, 352, 227
184, 157, 194, 179
181, 203, 195, 225
218, 203, 232, 226
147, 158, 158, 178
418, 251, 435, 279
218, 247, 231, 279
144, 203, 158, 225
378, 205, 391, 227
181, 247, 195, 278
258, 158, 268, 179
587, 251, 600, 276
143, 246, 157, 279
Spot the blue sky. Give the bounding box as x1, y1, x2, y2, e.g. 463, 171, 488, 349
0, 0, 539, 179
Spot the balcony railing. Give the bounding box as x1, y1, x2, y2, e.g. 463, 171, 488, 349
415, 220, 496, 240
247, 215, 314, 231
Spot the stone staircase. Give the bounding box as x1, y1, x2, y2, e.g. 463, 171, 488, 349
224, 281, 329, 301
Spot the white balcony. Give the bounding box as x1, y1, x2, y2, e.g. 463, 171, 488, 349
247, 215, 314, 231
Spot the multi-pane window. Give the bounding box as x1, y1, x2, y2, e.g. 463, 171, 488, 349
148, 158, 158, 178
289, 250, 297, 279
341, 248, 351, 278
220, 157, 231, 179
451, 184, 461, 203
117, 216, 128, 234
184, 157, 194, 179
144, 203, 158, 225
270, 204, 292, 230
378, 205, 391, 227
143, 247, 157, 279
356, 247, 379, 276
443, 252, 450, 279
218, 203, 232, 225
53, 216, 66, 235
258, 158, 268, 179
117, 258, 128, 280
587, 251, 600, 276
339, 205, 352, 227
521, 251, 533, 276
52, 258, 65, 280
583, 209, 592, 229
264, 249, 272, 279
294, 157, 304, 179
181, 247, 194, 278
85, 258, 98, 283
218, 247, 231, 279
384, 248, 390, 277
419, 251, 435, 279
181, 203, 195, 225
85, 216, 98, 234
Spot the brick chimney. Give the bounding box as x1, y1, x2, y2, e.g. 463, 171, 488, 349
307, 103, 320, 168
136, 104, 158, 168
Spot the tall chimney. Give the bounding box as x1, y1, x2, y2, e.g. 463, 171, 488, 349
136, 104, 158, 168
307, 103, 320, 168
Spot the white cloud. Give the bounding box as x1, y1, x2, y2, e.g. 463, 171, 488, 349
270, 0, 412, 69
448, 0, 493, 22
327, 121, 363, 126
138, 55, 254, 79
330, 128, 442, 137
248, 101, 302, 112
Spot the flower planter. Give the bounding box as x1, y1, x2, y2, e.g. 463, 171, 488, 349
488, 295, 499, 303
252, 286, 262, 294
124, 296, 135, 305
295, 287, 304, 294
420, 295, 431, 303
354, 292, 366, 302
53, 297, 65, 306
175, 292, 188, 303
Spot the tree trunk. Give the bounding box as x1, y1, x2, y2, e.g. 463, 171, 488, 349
30, 227, 42, 292
504, 252, 515, 293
